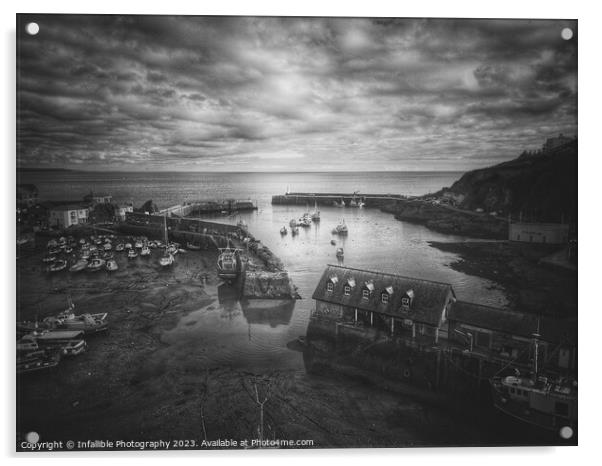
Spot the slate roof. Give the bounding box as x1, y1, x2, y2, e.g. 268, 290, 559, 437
312, 265, 455, 326
449, 301, 576, 345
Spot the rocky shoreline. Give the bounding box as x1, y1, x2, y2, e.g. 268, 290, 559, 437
380, 199, 507, 239
428, 241, 577, 317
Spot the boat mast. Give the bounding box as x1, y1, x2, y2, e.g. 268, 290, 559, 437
532, 316, 541, 379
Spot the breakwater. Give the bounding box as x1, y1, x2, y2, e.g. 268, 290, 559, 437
159, 199, 257, 217
272, 192, 408, 207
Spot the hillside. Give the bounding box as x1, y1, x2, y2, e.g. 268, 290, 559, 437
442, 141, 578, 223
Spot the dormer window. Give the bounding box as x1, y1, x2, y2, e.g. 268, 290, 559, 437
327, 282, 334, 292
401, 289, 414, 311
344, 285, 351, 296
362, 289, 370, 299
381, 293, 389, 304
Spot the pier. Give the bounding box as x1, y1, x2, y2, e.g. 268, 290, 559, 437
159, 199, 257, 217
272, 192, 410, 207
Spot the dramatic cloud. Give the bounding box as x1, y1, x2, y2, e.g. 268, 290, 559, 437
17, 16, 577, 171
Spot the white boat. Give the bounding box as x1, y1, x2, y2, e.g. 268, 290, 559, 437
187, 242, 201, 250
134, 240, 143, 249
333, 199, 346, 207
69, 259, 88, 272
289, 219, 297, 228
159, 215, 174, 267
115, 243, 125, 252
140, 245, 151, 256
87, 258, 105, 272
103, 242, 112, 251
331, 219, 348, 235
311, 201, 320, 221
42, 255, 56, 263
217, 240, 245, 282
105, 259, 119, 271
124, 242, 132, 250
298, 216, 311, 227
127, 249, 138, 259
48, 259, 67, 272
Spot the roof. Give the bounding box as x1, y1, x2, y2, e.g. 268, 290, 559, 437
312, 265, 455, 326
449, 301, 576, 345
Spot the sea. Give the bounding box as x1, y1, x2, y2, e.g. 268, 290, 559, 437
19, 170, 508, 372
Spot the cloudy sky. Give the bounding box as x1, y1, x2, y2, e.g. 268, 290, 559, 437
17, 15, 577, 172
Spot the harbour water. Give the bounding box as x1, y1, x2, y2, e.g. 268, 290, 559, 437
20, 170, 507, 375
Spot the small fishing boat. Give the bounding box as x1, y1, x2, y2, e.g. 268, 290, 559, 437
78, 238, 86, 245
291, 226, 299, 236
69, 259, 88, 273
49, 312, 109, 334
47, 239, 58, 248
48, 247, 61, 255
127, 249, 138, 259
333, 199, 346, 207
331, 219, 349, 235
80, 250, 90, 260
103, 242, 112, 251
48, 259, 67, 272
105, 259, 119, 271
280, 226, 288, 235
187, 242, 201, 250
336, 247, 344, 259
140, 245, 151, 256
87, 258, 105, 272
42, 255, 56, 263
134, 240, 143, 249
115, 243, 125, 252
102, 251, 114, 260
330, 239, 336, 246
289, 219, 297, 228
149, 241, 157, 249
298, 214, 312, 227
124, 242, 132, 250
17, 349, 61, 375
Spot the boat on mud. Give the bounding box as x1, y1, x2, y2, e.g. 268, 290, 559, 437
291, 226, 299, 236
187, 241, 201, 250
336, 247, 344, 259
105, 259, 119, 271
217, 241, 245, 283
47, 259, 67, 272
17, 349, 61, 375
47, 311, 109, 334
127, 249, 138, 259
490, 324, 577, 435
18, 331, 87, 357
69, 259, 88, 272
115, 243, 125, 252
87, 258, 106, 271
159, 214, 174, 267
140, 245, 151, 256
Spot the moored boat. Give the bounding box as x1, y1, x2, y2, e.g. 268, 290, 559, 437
187, 241, 201, 250
159, 214, 174, 267
69, 259, 88, 272
331, 219, 348, 235
87, 258, 105, 271
336, 247, 344, 258
289, 219, 297, 228
217, 241, 245, 283
311, 201, 320, 221
280, 226, 288, 235
115, 243, 125, 252
105, 259, 119, 271
127, 249, 138, 259
140, 245, 151, 256
47, 259, 67, 272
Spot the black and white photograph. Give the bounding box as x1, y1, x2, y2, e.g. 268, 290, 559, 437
15, 13, 578, 451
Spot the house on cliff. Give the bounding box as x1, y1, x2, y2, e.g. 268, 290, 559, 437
509, 221, 569, 244
312, 265, 456, 343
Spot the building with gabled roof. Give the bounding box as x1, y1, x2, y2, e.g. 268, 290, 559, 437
312, 265, 456, 342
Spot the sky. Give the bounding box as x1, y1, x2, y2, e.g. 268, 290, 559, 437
16, 15, 577, 172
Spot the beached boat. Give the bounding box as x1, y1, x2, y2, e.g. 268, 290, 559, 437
19, 332, 87, 357
46, 310, 108, 334
127, 249, 138, 259
47, 259, 67, 272
217, 241, 245, 283
490, 326, 577, 435
103, 242, 112, 251
336, 247, 344, 258
69, 259, 88, 272
87, 258, 105, 272
280, 226, 288, 235
331, 219, 348, 235
124, 242, 132, 250
115, 243, 125, 252
159, 215, 174, 267
140, 245, 151, 256
134, 240, 143, 249
105, 259, 119, 271
42, 255, 56, 263
187, 242, 201, 250
17, 349, 61, 375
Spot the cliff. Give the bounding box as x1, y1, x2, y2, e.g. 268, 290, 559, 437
441, 141, 577, 223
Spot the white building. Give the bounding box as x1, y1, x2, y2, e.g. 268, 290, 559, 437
509, 222, 569, 244
115, 203, 134, 221
49, 205, 89, 228
84, 192, 113, 205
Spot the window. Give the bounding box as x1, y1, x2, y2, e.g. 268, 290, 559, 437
362, 289, 370, 299
344, 285, 351, 296
401, 297, 410, 310
381, 293, 389, 304
327, 282, 334, 292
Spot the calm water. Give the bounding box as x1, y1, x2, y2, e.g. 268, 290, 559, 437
21, 170, 507, 373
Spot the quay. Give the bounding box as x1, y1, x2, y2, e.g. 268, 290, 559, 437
159, 199, 257, 217
272, 192, 410, 207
